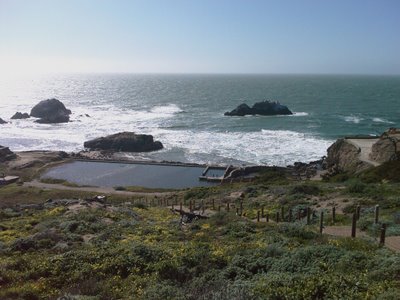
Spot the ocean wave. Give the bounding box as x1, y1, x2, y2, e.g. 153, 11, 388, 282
149, 128, 332, 166
150, 104, 184, 115
344, 115, 363, 124
372, 117, 394, 124
291, 112, 309, 117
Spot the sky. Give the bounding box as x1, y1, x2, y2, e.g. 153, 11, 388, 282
0, 0, 399, 75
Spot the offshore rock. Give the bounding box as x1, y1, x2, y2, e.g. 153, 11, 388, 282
224, 100, 292, 116
0, 118, 7, 124
11, 112, 30, 119
30, 98, 71, 123
84, 132, 164, 152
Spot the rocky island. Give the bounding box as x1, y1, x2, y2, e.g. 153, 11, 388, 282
224, 100, 293, 116
30, 98, 72, 123
83, 132, 164, 152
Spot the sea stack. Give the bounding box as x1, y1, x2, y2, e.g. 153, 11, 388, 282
30, 98, 72, 123
83, 132, 164, 152
224, 100, 292, 116
11, 112, 30, 119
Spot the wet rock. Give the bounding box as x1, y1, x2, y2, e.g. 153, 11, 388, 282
225, 100, 292, 116
83, 131, 163, 152
11, 112, 30, 119
30, 98, 71, 123
0, 145, 17, 162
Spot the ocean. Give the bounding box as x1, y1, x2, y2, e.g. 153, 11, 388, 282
0, 74, 399, 166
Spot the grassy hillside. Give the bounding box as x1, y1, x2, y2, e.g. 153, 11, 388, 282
1, 165, 400, 299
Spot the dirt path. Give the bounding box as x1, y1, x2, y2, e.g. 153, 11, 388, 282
385, 236, 400, 252
324, 225, 400, 252
346, 138, 380, 166
323, 226, 367, 238
24, 180, 172, 197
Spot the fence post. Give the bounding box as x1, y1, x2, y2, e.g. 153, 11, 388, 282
289, 209, 293, 222
276, 211, 280, 223
236, 208, 239, 216
351, 213, 357, 238
189, 200, 193, 212
306, 207, 311, 225
297, 209, 301, 220
240, 202, 243, 216
257, 211, 260, 222
261, 206, 265, 218
332, 207, 336, 224
180, 202, 183, 211
380, 223, 386, 245
226, 203, 230, 212
374, 205, 380, 224
356, 205, 361, 220
281, 207, 285, 222
212, 199, 215, 210
266, 212, 269, 222
319, 211, 324, 234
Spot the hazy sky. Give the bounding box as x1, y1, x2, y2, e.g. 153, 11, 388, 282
0, 0, 399, 75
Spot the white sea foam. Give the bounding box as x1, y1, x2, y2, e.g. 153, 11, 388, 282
292, 112, 309, 117
372, 117, 394, 124
344, 115, 363, 124
1, 107, 332, 165
150, 104, 184, 115
147, 128, 332, 166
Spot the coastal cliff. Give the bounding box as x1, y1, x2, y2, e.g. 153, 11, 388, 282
325, 128, 400, 175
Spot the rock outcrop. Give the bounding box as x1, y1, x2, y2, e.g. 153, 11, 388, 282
11, 112, 30, 119
83, 132, 163, 152
225, 100, 292, 116
369, 129, 400, 163
325, 139, 361, 173
0, 118, 7, 124
30, 98, 71, 123
0, 145, 17, 162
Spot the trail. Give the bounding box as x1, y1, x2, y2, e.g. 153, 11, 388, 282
23, 180, 172, 197
345, 138, 380, 167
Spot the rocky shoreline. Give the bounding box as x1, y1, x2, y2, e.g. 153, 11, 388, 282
1, 128, 399, 185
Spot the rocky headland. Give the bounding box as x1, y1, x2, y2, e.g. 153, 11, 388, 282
324, 128, 400, 177
224, 100, 293, 116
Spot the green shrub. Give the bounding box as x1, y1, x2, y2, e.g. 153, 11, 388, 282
359, 161, 400, 183
347, 179, 367, 194
113, 186, 126, 191
290, 184, 321, 196
278, 223, 318, 240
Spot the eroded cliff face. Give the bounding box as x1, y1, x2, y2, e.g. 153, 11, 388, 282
325, 139, 368, 173
370, 131, 400, 163
325, 129, 400, 176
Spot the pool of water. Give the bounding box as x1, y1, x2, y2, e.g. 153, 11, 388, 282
204, 167, 226, 178
42, 161, 219, 189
